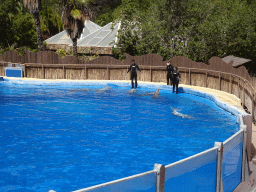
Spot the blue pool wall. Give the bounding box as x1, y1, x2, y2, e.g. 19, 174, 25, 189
1, 78, 250, 192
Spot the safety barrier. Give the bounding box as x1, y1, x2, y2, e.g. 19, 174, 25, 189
73, 170, 157, 192
72, 116, 251, 192
165, 147, 218, 192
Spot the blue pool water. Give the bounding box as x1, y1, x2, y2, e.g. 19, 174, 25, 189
0, 79, 238, 192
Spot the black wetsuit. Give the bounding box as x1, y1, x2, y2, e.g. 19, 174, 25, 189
172, 69, 180, 94
167, 64, 174, 85
127, 63, 141, 88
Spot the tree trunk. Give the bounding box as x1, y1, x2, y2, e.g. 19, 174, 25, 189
33, 12, 43, 51
72, 38, 78, 57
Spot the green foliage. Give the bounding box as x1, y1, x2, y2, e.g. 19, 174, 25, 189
112, 0, 256, 62
43, 41, 47, 48
91, 52, 99, 60
40, 5, 63, 36
94, 0, 122, 26
0, 0, 63, 50
1, 0, 256, 62
56, 48, 73, 57
78, 54, 89, 60
0, 46, 28, 56
112, 47, 126, 60
71, 8, 81, 18
12, 13, 37, 48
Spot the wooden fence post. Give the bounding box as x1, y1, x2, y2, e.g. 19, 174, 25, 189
24, 64, 26, 78
150, 66, 152, 82
238, 78, 241, 99
205, 71, 208, 88
189, 68, 191, 85
42, 64, 45, 79
84, 65, 87, 80
107, 66, 110, 80
229, 75, 233, 94
219, 72, 221, 90
63, 65, 66, 79
252, 94, 255, 122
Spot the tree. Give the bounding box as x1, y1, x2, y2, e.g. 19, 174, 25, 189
12, 13, 37, 48
62, 0, 91, 57
113, 0, 189, 60
40, 5, 63, 39
23, 0, 43, 51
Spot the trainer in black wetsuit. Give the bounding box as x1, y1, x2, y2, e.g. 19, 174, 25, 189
172, 67, 180, 94
127, 60, 142, 89
166, 62, 174, 85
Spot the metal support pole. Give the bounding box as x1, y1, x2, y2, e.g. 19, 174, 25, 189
241, 125, 250, 182
154, 163, 165, 192
214, 142, 224, 192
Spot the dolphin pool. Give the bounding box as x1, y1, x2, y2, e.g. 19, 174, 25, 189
0, 79, 239, 192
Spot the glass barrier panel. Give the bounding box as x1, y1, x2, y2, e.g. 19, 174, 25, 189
74, 171, 156, 192
165, 148, 218, 192
222, 131, 244, 192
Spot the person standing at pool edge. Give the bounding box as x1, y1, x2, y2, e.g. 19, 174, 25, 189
167, 61, 174, 85
127, 59, 142, 89
172, 67, 180, 94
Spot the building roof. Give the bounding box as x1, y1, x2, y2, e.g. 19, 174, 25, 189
45, 20, 102, 45
76, 22, 121, 48
222, 55, 252, 67
45, 21, 121, 48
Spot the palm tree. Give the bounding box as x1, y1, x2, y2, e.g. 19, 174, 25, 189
62, 0, 91, 57
23, 0, 43, 51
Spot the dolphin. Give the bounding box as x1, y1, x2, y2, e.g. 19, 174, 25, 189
96, 86, 111, 93
171, 107, 193, 119
140, 88, 160, 97
127, 89, 137, 94
69, 88, 90, 92
152, 88, 160, 98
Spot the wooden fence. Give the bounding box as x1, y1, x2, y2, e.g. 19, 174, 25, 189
0, 50, 255, 121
